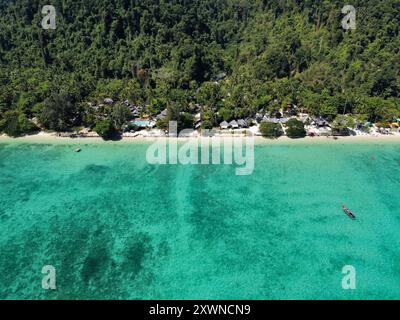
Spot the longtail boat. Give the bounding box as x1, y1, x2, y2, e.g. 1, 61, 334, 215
342, 204, 356, 220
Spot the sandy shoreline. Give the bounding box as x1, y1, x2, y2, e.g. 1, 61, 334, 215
1, 132, 400, 145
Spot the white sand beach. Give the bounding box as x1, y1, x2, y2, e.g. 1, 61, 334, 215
1, 131, 400, 145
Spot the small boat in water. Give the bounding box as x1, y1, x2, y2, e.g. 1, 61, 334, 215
342, 204, 356, 220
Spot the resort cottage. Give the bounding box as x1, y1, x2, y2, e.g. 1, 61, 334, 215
220, 121, 229, 130
313, 117, 330, 128
229, 120, 239, 129
237, 119, 247, 128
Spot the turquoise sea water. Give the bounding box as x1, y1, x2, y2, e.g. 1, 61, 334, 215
0, 140, 399, 300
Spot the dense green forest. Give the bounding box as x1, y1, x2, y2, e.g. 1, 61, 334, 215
0, 0, 399, 136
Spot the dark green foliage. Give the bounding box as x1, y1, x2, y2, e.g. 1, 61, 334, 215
178, 112, 195, 131
259, 122, 284, 139
0, 110, 38, 137
156, 105, 194, 131
0, 0, 399, 136
94, 119, 115, 140
201, 120, 214, 130
286, 119, 306, 138
111, 104, 131, 130
332, 115, 355, 136
38, 93, 80, 131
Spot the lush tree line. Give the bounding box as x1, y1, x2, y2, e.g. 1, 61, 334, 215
0, 0, 399, 137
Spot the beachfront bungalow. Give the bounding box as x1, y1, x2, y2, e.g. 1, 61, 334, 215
131, 109, 140, 117
237, 119, 248, 128
220, 121, 229, 130
280, 118, 290, 124
313, 117, 330, 127
126, 104, 141, 117
267, 117, 280, 124
229, 120, 239, 129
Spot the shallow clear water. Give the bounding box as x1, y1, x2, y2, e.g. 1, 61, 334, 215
0, 140, 399, 299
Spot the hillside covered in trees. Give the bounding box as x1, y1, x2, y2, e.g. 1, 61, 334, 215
0, 0, 399, 136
